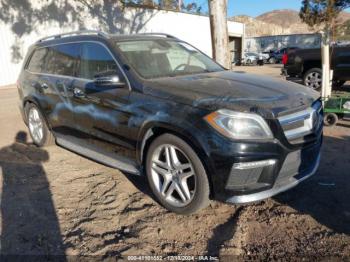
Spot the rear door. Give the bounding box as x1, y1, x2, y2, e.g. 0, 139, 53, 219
70, 42, 135, 158
25, 44, 79, 134
43, 43, 80, 134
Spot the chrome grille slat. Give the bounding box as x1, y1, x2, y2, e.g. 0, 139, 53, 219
278, 101, 322, 141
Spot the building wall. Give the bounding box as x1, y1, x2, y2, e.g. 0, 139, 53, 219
245, 33, 321, 53
0, 1, 244, 87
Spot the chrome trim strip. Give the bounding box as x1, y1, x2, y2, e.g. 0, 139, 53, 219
279, 112, 310, 125
233, 159, 276, 170
278, 107, 316, 140
226, 153, 321, 204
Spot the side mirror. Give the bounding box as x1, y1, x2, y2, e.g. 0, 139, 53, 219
94, 75, 125, 87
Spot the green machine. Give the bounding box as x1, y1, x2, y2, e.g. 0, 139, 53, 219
323, 92, 350, 126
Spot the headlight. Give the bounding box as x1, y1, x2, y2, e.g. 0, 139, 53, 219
204, 109, 273, 140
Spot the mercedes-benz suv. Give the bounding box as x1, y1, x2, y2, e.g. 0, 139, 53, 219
17, 31, 323, 214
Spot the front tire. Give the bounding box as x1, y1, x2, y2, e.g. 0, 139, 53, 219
146, 134, 210, 215
25, 103, 55, 147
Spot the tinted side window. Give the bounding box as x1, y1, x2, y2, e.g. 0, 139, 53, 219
79, 43, 118, 79
46, 44, 80, 76
27, 48, 50, 73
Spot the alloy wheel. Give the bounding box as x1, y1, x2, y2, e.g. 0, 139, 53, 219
305, 71, 322, 90
28, 107, 44, 143
150, 144, 196, 207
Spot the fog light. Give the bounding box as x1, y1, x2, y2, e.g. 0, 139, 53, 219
233, 159, 276, 170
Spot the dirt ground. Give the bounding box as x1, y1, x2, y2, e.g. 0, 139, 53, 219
0, 65, 349, 260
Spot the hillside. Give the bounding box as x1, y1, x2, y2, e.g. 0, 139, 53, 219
231, 9, 350, 38
256, 9, 310, 34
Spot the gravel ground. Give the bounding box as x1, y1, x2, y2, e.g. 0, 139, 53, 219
0, 67, 349, 259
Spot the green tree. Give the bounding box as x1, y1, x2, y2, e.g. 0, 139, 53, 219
300, 0, 349, 27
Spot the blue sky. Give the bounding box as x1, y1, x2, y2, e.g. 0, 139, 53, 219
184, 0, 350, 17
186, 0, 302, 17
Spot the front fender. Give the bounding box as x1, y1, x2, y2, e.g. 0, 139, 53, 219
136, 117, 211, 166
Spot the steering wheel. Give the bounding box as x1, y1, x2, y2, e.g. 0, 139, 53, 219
173, 63, 188, 72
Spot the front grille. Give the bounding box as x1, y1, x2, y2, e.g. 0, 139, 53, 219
278, 101, 322, 141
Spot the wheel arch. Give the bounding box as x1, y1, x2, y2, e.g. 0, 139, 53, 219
302, 61, 321, 76
22, 96, 41, 125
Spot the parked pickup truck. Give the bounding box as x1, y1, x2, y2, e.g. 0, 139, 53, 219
282, 46, 350, 91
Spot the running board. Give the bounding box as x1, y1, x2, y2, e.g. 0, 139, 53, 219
56, 135, 140, 175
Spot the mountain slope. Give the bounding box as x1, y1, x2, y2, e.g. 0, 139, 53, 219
231, 9, 350, 37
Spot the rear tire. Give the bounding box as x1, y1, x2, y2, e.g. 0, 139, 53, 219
303, 68, 322, 91
25, 103, 55, 147
324, 113, 338, 127
145, 134, 210, 215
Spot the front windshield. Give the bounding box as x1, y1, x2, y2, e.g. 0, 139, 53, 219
115, 39, 224, 79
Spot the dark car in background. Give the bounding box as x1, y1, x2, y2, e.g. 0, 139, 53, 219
283, 46, 350, 90
265, 48, 287, 64
17, 31, 323, 214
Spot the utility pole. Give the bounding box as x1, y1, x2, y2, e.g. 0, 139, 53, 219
208, 0, 230, 68
321, 28, 332, 98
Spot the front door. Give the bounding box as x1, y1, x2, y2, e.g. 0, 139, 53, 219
70, 42, 135, 158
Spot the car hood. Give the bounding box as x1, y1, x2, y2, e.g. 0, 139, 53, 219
143, 70, 319, 119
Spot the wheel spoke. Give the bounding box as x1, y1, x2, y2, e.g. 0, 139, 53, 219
152, 163, 168, 177
169, 146, 180, 167
161, 178, 172, 195
153, 159, 169, 170
175, 182, 189, 202
164, 146, 172, 168
33, 128, 40, 141
176, 163, 192, 172
179, 170, 194, 180
165, 182, 176, 199
180, 181, 191, 200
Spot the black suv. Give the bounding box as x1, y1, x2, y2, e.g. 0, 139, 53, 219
283, 46, 350, 90
18, 31, 323, 214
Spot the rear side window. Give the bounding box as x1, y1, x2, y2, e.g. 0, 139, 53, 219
46, 43, 80, 76
79, 43, 118, 79
27, 48, 50, 73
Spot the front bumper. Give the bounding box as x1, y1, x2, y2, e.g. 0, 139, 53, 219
226, 152, 320, 204
203, 125, 323, 203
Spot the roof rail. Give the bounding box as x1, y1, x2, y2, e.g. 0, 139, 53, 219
131, 33, 179, 40
36, 30, 109, 43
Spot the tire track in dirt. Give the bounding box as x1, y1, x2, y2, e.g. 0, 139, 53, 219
206, 206, 245, 256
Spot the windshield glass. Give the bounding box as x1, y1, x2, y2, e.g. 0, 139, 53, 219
115, 39, 224, 79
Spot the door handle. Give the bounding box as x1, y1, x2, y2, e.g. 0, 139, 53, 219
73, 87, 85, 98
41, 83, 49, 89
